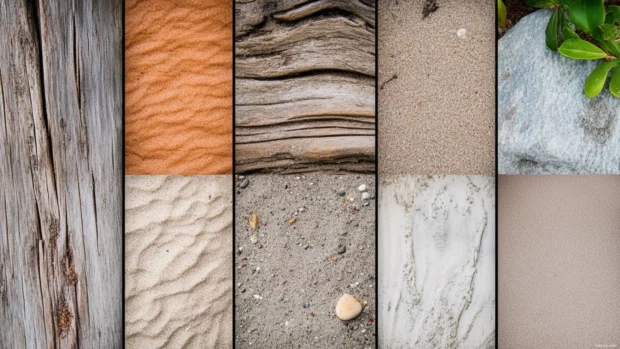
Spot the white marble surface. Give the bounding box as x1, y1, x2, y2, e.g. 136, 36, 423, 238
379, 176, 495, 349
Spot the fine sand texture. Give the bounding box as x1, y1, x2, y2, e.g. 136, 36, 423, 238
235, 0, 376, 174
125, 0, 232, 175
235, 174, 376, 348
379, 0, 495, 175
379, 176, 496, 349
125, 176, 232, 348
499, 176, 620, 348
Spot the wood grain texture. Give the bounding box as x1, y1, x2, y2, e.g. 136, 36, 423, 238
235, 0, 376, 174
0, 1, 122, 348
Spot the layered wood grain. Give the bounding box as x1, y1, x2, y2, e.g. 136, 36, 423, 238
235, 0, 376, 173
0, 1, 122, 348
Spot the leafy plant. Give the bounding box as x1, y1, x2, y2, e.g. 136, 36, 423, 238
499, 0, 508, 28
526, 0, 620, 97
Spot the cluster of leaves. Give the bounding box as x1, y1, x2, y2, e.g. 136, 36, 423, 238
527, 0, 620, 98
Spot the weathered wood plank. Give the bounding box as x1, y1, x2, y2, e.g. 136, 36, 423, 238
0, 1, 122, 348
235, 0, 376, 173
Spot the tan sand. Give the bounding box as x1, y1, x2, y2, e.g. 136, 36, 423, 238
499, 176, 620, 348
125, 0, 232, 175
125, 176, 232, 348
379, 0, 495, 175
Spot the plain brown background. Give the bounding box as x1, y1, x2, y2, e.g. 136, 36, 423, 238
499, 176, 620, 348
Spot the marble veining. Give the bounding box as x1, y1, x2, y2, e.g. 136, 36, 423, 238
379, 176, 495, 349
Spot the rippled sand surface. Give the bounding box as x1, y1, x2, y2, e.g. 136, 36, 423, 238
125, 0, 232, 174
125, 176, 232, 348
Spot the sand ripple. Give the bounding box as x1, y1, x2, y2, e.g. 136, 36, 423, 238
125, 0, 232, 175
125, 176, 232, 348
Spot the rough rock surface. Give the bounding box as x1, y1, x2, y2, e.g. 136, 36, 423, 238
499, 9, 620, 174
379, 176, 495, 349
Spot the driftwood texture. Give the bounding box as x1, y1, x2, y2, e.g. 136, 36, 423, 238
235, 0, 376, 173
0, 1, 122, 348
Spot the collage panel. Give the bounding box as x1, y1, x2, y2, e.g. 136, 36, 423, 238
235, 175, 376, 348
125, 0, 233, 175
379, 0, 496, 175
378, 1, 496, 348
498, 176, 620, 347
235, 0, 376, 173
1, 1, 123, 348
379, 176, 495, 348
125, 176, 232, 348
498, 3, 620, 174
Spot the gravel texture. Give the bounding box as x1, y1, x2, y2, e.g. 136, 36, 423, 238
235, 174, 376, 349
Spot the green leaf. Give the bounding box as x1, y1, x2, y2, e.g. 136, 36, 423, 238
562, 0, 590, 33
498, 0, 507, 28
607, 5, 620, 25
526, 0, 557, 8
558, 38, 608, 59
610, 65, 620, 97
562, 12, 579, 39
584, 61, 616, 98
584, 0, 606, 36
599, 23, 619, 42
546, 8, 561, 50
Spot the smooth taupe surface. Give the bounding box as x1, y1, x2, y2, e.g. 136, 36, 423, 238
1, 1, 122, 347
499, 176, 620, 348
126, 0, 232, 175
379, 0, 495, 175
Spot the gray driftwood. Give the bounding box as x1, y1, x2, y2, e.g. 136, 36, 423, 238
0, 1, 122, 348
235, 0, 376, 173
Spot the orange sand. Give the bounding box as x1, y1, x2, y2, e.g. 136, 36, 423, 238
125, 0, 232, 174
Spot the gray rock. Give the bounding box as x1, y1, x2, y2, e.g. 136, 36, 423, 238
337, 245, 346, 254
499, 10, 620, 174
239, 178, 250, 189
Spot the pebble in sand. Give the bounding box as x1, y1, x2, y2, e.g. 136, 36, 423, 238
335, 294, 363, 321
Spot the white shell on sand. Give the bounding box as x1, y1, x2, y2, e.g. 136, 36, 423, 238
335, 294, 362, 321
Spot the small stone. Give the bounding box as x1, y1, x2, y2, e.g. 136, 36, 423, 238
337, 245, 346, 254
335, 294, 362, 321
238, 175, 246, 180
248, 213, 259, 230
337, 189, 346, 196
457, 28, 467, 38
253, 295, 262, 300
299, 207, 306, 213
358, 184, 367, 192
303, 302, 310, 308
249, 235, 258, 244
350, 281, 360, 289
363, 201, 369, 207
362, 192, 370, 200
289, 218, 297, 225
239, 178, 250, 189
